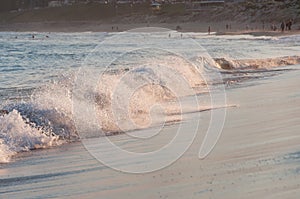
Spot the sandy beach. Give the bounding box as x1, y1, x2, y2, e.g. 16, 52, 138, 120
0, 2, 300, 196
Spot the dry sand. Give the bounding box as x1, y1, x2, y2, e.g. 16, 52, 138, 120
0, 21, 241, 33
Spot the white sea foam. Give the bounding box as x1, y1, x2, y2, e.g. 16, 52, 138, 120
0, 110, 62, 163
214, 56, 300, 70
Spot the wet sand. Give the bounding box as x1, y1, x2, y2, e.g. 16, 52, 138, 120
1, 64, 299, 198
0, 21, 229, 33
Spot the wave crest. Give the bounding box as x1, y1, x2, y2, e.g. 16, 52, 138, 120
0, 110, 62, 163
214, 56, 300, 70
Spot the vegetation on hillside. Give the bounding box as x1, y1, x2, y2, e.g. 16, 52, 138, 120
210, 0, 300, 23
0, 0, 299, 24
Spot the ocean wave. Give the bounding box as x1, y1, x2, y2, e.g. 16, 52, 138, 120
72, 52, 211, 135
2, 52, 298, 163
0, 53, 213, 162
214, 56, 300, 70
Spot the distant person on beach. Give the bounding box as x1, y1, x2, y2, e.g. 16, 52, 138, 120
208, 26, 211, 35
226, 24, 229, 30
287, 20, 292, 31
281, 21, 285, 32
176, 25, 181, 31
285, 20, 293, 31
271, 24, 277, 31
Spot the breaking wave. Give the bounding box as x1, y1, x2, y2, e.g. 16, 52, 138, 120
214, 56, 300, 70
1, 51, 299, 163
0, 110, 63, 163
0, 51, 216, 163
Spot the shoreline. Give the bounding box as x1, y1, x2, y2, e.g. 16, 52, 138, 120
217, 30, 300, 37
1, 21, 300, 37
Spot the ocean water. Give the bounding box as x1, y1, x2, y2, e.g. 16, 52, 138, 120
0, 30, 299, 164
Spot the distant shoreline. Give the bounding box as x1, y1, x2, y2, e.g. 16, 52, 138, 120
1, 21, 300, 37
216, 30, 300, 37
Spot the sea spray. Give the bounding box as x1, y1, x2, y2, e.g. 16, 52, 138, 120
0, 110, 62, 163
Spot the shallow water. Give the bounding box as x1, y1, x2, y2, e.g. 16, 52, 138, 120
1, 32, 299, 91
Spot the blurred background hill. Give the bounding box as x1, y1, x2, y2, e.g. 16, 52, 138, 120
0, 0, 299, 30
